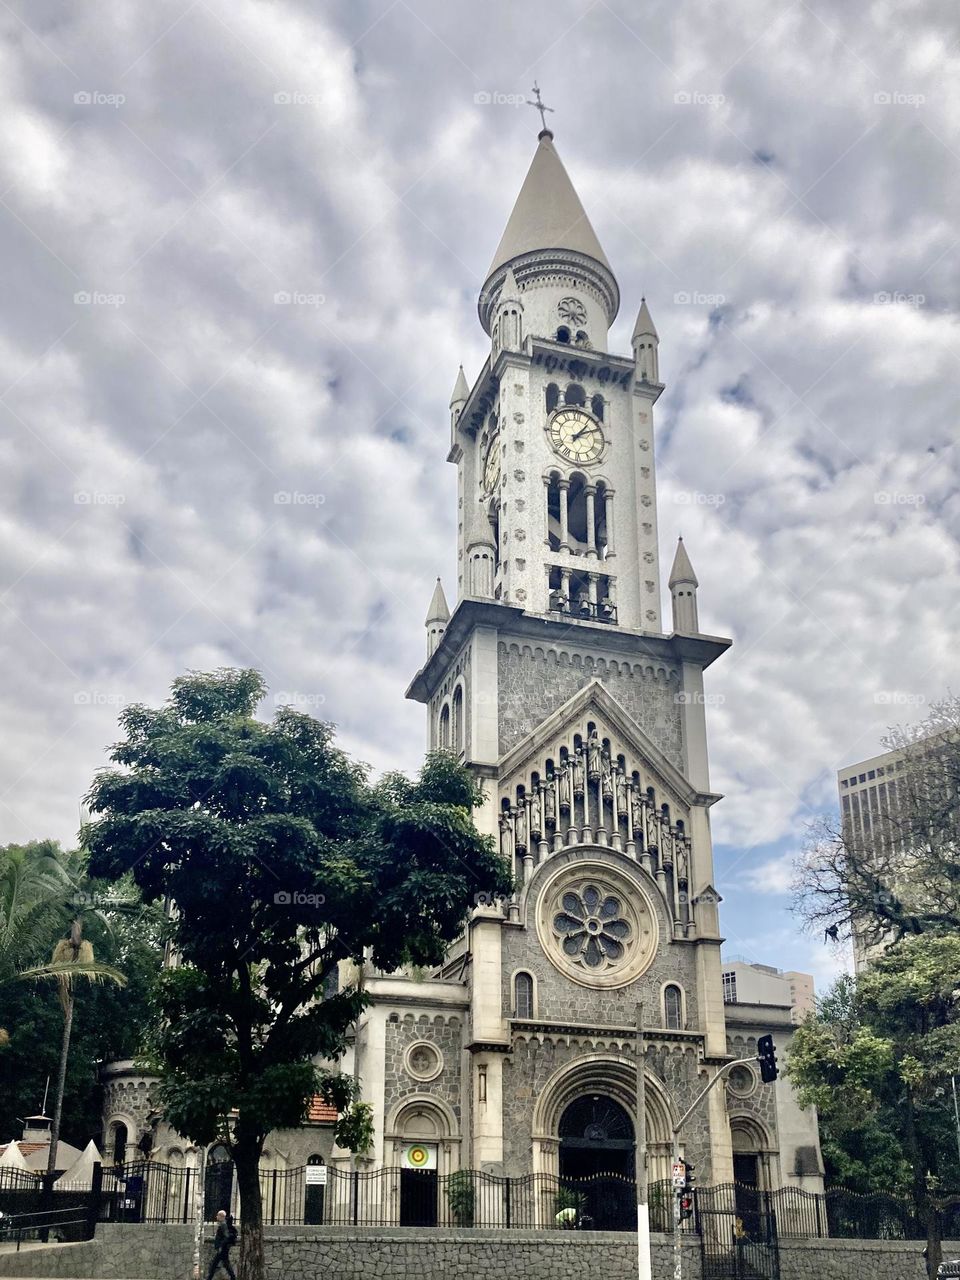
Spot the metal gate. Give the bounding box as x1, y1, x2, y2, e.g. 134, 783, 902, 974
697, 1184, 780, 1280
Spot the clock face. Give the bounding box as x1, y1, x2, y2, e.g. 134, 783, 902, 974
482, 433, 501, 493
549, 409, 604, 464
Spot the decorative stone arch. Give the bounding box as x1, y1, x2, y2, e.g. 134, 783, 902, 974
385, 1095, 461, 1175
531, 1052, 677, 1184
728, 1112, 779, 1190
509, 966, 538, 1019
103, 1112, 137, 1166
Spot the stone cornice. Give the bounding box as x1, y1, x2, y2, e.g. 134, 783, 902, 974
405, 598, 731, 704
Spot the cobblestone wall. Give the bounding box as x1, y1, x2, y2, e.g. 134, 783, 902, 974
0, 1226, 943, 1280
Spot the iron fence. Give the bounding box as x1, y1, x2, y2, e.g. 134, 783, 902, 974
1, 1161, 956, 1238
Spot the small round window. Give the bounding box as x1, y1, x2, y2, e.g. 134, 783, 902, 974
727, 1064, 757, 1097
405, 1042, 443, 1082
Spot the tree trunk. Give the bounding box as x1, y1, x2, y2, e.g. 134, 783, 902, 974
46, 992, 74, 1175
903, 1087, 941, 1278
232, 1137, 264, 1280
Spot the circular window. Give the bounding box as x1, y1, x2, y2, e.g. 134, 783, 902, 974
405, 1042, 443, 1083
727, 1064, 757, 1097
535, 861, 658, 989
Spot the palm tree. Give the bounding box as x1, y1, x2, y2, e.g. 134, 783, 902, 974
0, 842, 126, 1169
40, 912, 124, 1175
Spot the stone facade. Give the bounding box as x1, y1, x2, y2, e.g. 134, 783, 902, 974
497, 641, 682, 765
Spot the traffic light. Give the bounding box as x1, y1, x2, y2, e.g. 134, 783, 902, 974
679, 1194, 694, 1221
757, 1034, 779, 1083
683, 1162, 697, 1192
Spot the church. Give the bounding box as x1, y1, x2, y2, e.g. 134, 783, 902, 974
101, 125, 822, 1226
338, 127, 824, 1210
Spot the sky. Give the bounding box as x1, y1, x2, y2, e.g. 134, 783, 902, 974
1, 0, 958, 992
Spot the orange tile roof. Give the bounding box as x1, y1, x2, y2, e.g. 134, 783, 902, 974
306, 1096, 337, 1124
0, 1143, 45, 1156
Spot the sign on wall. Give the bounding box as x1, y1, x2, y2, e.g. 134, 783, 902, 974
305, 1165, 327, 1185
402, 1143, 438, 1171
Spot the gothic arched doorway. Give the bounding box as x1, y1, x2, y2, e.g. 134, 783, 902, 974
558, 1094, 635, 1231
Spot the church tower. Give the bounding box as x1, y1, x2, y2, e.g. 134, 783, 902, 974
403, 126, 740, 1198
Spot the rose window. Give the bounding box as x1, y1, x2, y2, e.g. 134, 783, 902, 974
558, 297, 587, 326
553, 883, 632, 971
537, 861, 658, 989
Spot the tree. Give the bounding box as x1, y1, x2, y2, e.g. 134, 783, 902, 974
0, 887, 162, 1147
788, 937, 960, 1276
796, 697, 960, 951
84, 669, 511, 1280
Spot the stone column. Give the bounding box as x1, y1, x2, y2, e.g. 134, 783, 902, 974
603, 488, 616, 556
585, 485, 597, 557
558, 479, 569, 551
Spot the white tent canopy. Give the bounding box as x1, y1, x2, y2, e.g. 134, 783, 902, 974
0, 1142, 33, 1173
57, 1139, 102, 1187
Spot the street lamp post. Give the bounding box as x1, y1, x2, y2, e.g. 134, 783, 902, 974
636, 1003, 651, 1280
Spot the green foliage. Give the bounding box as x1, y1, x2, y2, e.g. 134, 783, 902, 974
0, 880, 162, 1144
445, 1169, 476, 1227
787, 938, 960, 1197
84, 668, 512, 1215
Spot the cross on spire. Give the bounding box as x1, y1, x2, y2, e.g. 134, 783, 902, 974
527, 82, 554, 136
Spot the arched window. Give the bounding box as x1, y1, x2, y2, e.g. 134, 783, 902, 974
664, 985, 683, 1030
565, 382, 586, 407
556, 326, 571, 344
439, 703, 450, 749
546, 383, 560, 413
111, 1122, 128, 1167
452, 686, 464, 751
591, 394, 604, 421
514, 972, 534, 1019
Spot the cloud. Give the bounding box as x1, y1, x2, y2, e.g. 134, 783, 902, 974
0, 0, 956, 976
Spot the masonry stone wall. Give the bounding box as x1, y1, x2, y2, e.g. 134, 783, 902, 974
382, 1013, 464, 1130
0, 1227, 944, 1280
497, 642, 683, 766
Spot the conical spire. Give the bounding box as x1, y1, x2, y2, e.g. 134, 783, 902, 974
486, 133, 611, 278
632, 296, 658, 341
499, 265, 522, 305
449, 365, 469, 407
425, 577, 450, 625
669, 537, 698, 588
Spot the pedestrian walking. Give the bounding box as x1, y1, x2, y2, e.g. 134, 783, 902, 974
206, 1210, 237, 1280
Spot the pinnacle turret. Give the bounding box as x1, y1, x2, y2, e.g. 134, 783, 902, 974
669, 538, 700, 633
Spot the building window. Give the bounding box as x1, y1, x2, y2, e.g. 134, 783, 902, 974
452, 686, 464, 752
722, 971, 738, 1004
111, 1122, 128, 1167
439, 703, 450, 749
664, 984, 683, 1030
514, 972, 534, 1019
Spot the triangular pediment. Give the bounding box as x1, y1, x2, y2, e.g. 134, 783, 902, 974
497, 679, 699, 814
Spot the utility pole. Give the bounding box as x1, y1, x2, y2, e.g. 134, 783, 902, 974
668, 1055, 761, 1280
952, 1075, 960, 1165
636, 1002, 651, 1280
